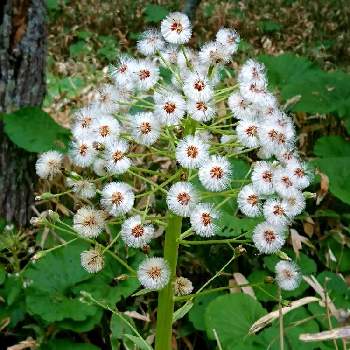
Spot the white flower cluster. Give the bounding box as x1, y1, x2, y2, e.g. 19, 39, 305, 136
35, 12, 306, 292
232, 61, 309, 290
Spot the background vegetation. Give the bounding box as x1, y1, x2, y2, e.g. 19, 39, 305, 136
1, 0, 349, 349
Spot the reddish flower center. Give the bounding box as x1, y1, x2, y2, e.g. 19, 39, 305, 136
177, 192, 191, 205
83, 215, 97, 227
281, 176, 293, 187
119, 64, 127, 73
99, 125, 110, 137
262, 171, 272, 183
131, 224, 144, 238
210, 166, 224, 179
139, 69, 150, 80
273, 205, 285, 216
81, 117, 92, 128
246, 125, 257, 137
186, 145, 199, 159
194, 80, 205, 91
196, 101, 207, 111
201, 212, 212, 226
247, 194, 258, 206
170, 21, 183, 33
264, 230, 276, 243
140, 122, 152, 134
111, 192, 123, 205
163, 102, 176, 114
294, 168, 305, 178
79, 144, 88, 156
268, 129, 278, 140
113, 151, 124, 162
148, 266, 162, 279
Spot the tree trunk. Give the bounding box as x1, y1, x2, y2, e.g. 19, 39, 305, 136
0, 0, 47, 226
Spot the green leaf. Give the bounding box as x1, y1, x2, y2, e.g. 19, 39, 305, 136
205, 294, 266, 349
69, 40, 91, 57
173, 301, 194, 322
123, 334, 153, 350
313, 136, 350, 204
0, 265, 5, 285
3, 107, 70, 153
144, 4, 169, 23
248, 270, 278, 302
43, 339, 100, 350
189, 292, 222, 331
259, 20, 283, 33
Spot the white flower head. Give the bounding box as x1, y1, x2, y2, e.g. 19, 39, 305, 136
100, 182, 134, 217
238, 59, 267, 86
93, 115, 120, 144
35, 151, 63, 180
110, 55, 137, 89
121, 215, 154, 248
130, 112, 161, 146
137, 257, 170, 290
275, 260, 301, 291
190, 203, 219, 237
81, 249, 104, 273
66, 178, 96, 199
73, 207, 105, 238
93, 84, 120, 114
104, 139, 131, 175
159, 44, 179, 65
273, 167, 297, 197
237, 184, 262, 217
70, 138, 97, 168
199, 41, 231, 65
216, 28, 240, 54
161, 12, 192, 44
154, 92, 186, 126
72, 106, 99, 139
236, 118, 260, 148
228, 92, 256, 120
286, 160, 311, 190
198, 155, 232, 192
187, 99, 216, 122
253, 222, 286, 254
258, 121, 294, 155
183, 73, 214, 102
175, 135, 209, 169
263, 198, 290, 226
133, 59, 159, 90
282, 189, 306, 217
276, 149, 299, 164
166, 182, 198, 217
93, 158, 107, 176
251, 161, 275, 195
137, 29, 165, 56
175, 277, 194, 296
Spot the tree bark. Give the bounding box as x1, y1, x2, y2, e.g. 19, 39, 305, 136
0, 0, 47, 226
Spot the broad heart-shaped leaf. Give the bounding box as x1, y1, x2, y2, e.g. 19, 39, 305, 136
144, 4, 169, 23
313, 136, 350, 204
3, 107, 70, 153
205, 293, 266, 349
23, 240, 139, 324
42, 339, 100, 350
259, 54, 314, 89
260, 54, 350, 117
189, 292, 223, 331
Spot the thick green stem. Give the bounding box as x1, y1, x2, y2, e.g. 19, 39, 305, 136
155, 213, 182, 350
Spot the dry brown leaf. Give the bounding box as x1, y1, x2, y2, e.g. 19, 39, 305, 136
300, 326, 350, 342
303, 216, 315, 238
7, 337, 37, 350
290, 229, 312, 257
232, 273, 256, 300
303, 275, 340, 321
316, 170, 329, 205
249, 296, 319, 334
124, 310, 150, 322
